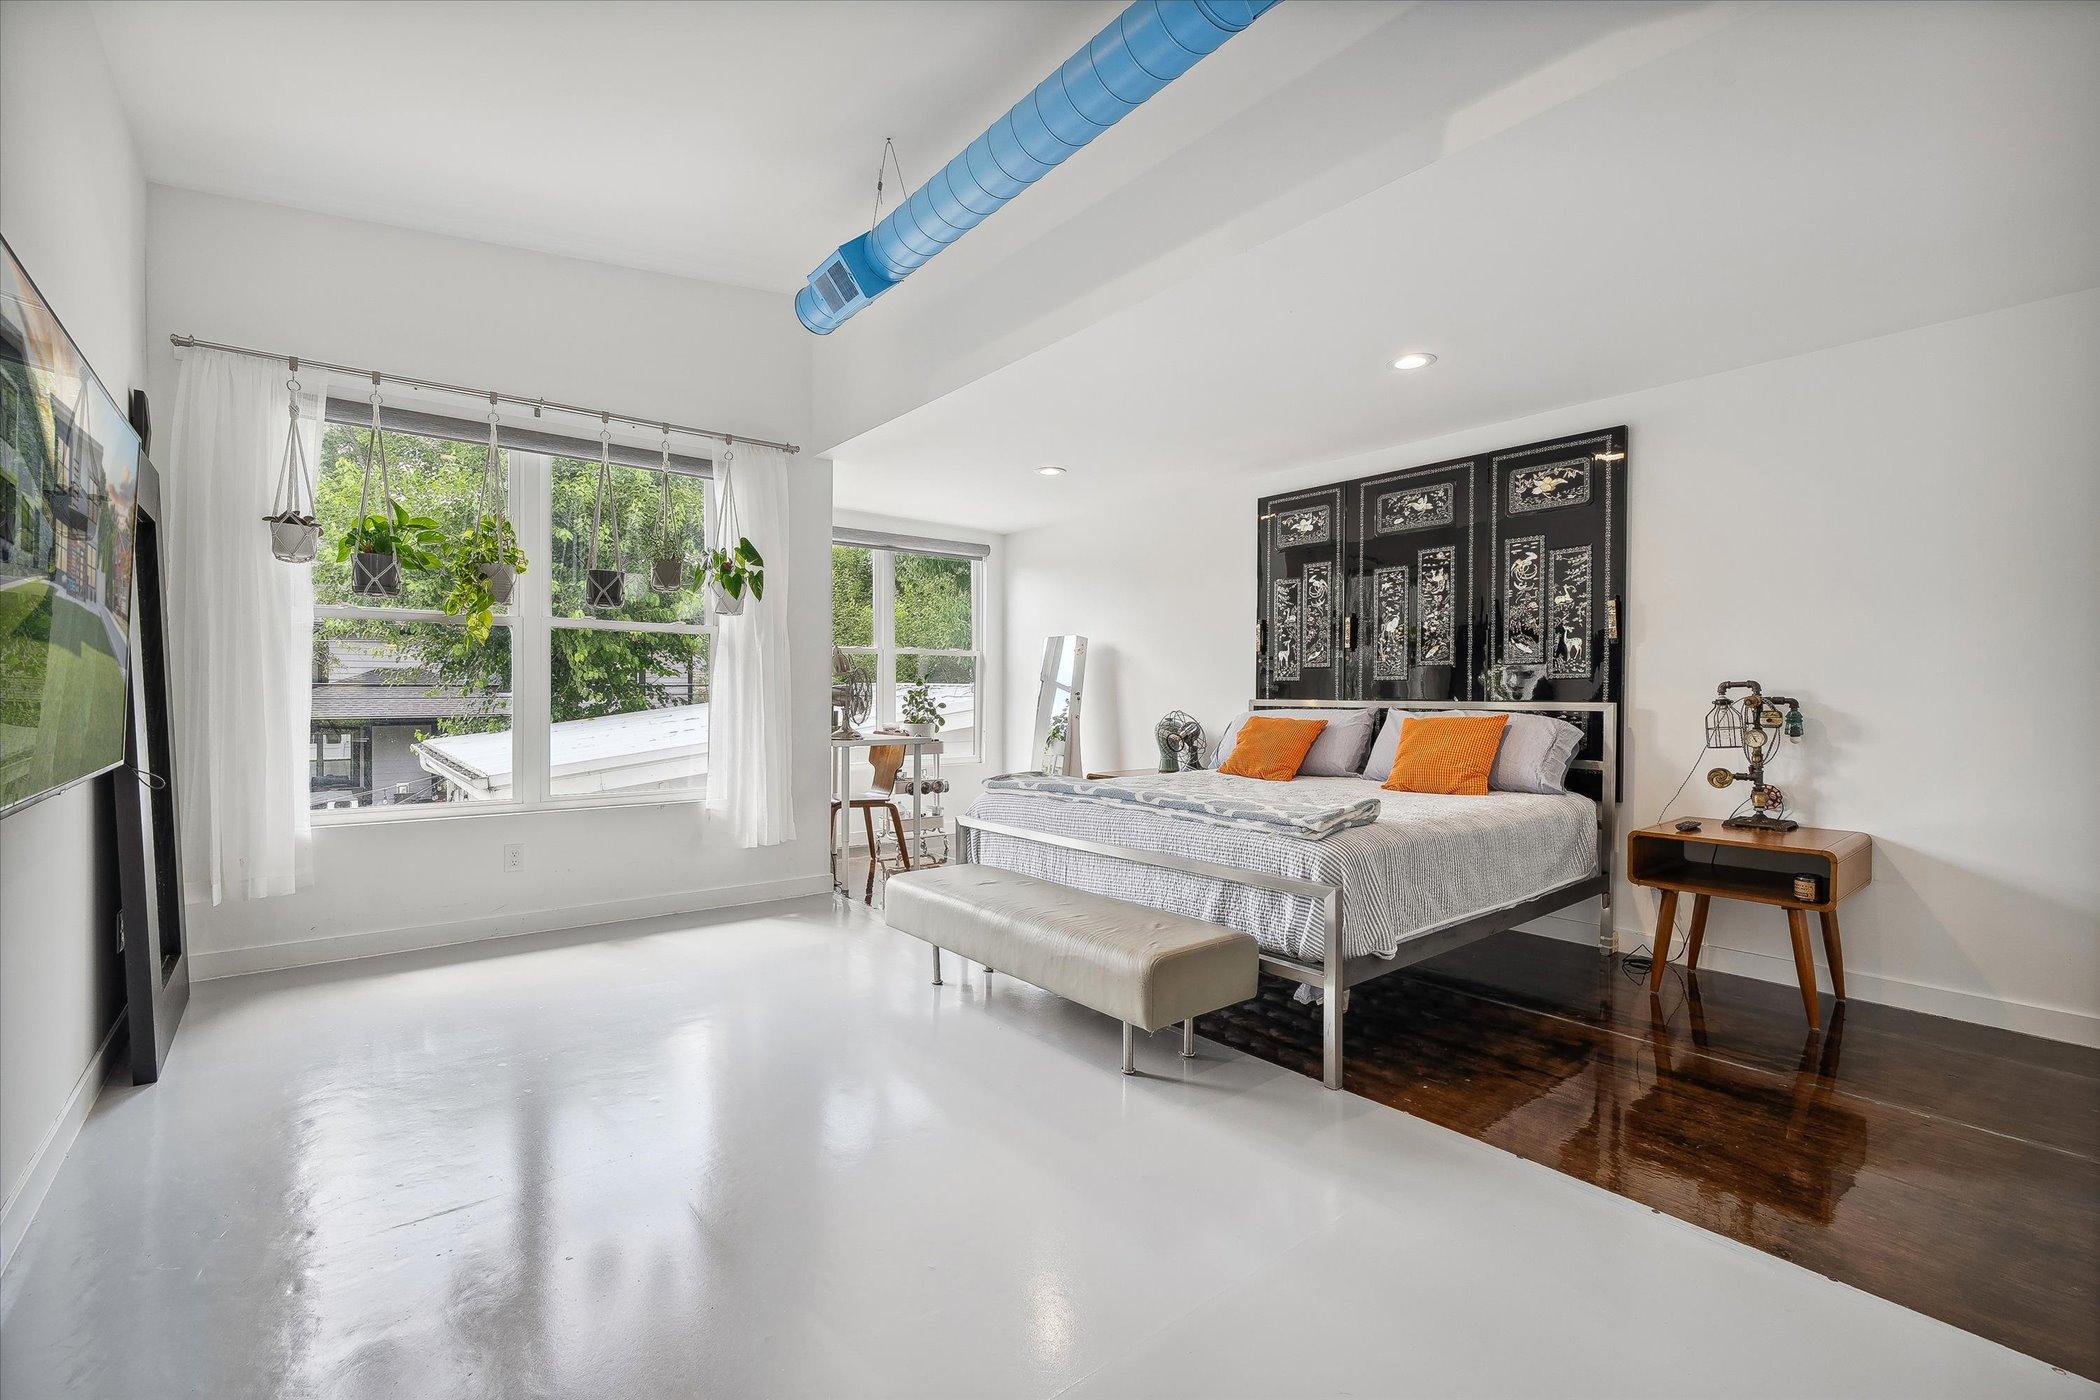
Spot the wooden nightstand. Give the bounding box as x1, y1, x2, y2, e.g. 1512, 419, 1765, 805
1084, 768, 1161, 780
1627, 820, 1872, 1029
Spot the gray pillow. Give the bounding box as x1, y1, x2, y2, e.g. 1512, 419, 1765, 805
1213, 707, 1381, 777
1358, 709, 1584, 794
1486, 713, 1585, 794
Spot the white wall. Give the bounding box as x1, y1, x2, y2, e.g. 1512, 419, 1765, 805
1005, 289, 2100, 1045
145, 188, 832, 976
0, 0, 149, 1254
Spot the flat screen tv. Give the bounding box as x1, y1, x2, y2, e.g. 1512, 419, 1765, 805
0, 238, 141, 816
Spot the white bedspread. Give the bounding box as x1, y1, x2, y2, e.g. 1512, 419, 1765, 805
963, 774, 1597, 965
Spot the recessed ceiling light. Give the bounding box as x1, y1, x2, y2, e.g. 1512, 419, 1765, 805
1390, 352, 1437, 371
1037, 464, 1067, 476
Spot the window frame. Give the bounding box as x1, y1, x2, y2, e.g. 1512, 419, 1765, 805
834, 540, 983, 764
313, 436, 717, 825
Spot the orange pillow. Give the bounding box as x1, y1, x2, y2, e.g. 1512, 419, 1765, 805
1218, 715, 1328, 782
1382, 714, 1509, 795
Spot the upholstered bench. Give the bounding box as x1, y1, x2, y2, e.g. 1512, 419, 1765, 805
883, 864, 1259, 1074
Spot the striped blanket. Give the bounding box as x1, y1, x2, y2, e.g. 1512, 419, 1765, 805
980, 771, 1381, 840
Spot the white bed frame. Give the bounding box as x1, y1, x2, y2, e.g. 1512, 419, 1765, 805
954, 700, 1618, 1091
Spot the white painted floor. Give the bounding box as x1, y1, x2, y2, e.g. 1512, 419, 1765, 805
1, 895, 2089, 1400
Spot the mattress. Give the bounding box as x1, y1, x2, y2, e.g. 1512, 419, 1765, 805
962, 774, 1597, 965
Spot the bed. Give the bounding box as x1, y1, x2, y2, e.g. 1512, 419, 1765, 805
956, 700, 1618, 1090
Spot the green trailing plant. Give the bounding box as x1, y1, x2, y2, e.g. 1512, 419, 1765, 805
440, 516, 529, 644
698, 535, 765, 604
333, 497, 446, 570
901, 681, 946, 731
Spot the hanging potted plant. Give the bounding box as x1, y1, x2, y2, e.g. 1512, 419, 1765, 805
439, 403, 527, 634
336, 498, 444, 597
441, 516, 526, 644
262, 367, 320, 562
697, 439, 763, 615
649, 437, 685, 591
901, 681, 946, 739
334, 391, 442, 596
585, 418, 627, 610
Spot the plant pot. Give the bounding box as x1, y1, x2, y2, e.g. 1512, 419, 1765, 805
266, 515, 319, 563
707, 578, 746, 617
586, 567, 626, 610
903, 721, 935, 739
478, 561, 516, 604
651, 555, 685, 592
352, 550, 401, 597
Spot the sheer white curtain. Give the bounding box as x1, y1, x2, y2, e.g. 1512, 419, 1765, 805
706, 443, 797, 848
166, 348, 316, 903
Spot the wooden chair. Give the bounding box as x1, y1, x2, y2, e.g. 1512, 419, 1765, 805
833, 743, 912, 903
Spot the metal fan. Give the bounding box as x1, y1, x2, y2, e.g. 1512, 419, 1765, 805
1154, 711, 1203, 771
831, 645, 872, 739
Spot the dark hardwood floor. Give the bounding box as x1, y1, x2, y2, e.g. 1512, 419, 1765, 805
1200, 931, 2100, 1381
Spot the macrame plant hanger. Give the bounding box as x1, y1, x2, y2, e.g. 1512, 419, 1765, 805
585, 414, 625, 609
650, 427, 683, 592
708, 435, 745, 617
473, 394, 517, 604
350, 375, 401, 596
264, 359, 319, 562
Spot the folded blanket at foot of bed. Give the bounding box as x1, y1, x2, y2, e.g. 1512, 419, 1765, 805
979, 771, 1381, 840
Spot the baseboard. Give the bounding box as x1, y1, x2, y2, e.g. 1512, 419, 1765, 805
1523, 911, 2100, 1049
190, 873, 834, 982
1, 1018, 125, 1277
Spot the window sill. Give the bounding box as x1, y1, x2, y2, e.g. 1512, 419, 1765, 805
311, 789, 709, 827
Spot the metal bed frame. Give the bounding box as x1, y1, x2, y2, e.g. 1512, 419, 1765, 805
954, 700, 1617, 1091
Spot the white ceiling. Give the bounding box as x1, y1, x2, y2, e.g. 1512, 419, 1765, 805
90, 2, 2100, 537
89, 0, 1120, 291
822, 0, 2100, 532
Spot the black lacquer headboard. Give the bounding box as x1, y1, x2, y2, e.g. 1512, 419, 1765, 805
1256, 426, 1627, 770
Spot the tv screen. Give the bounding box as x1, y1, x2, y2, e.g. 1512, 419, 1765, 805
0, 239, 140, 816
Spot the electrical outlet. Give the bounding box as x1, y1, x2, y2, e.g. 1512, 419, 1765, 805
503, 843, 524, 873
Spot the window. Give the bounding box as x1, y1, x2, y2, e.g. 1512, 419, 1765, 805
309, 416, 712, 816
831, 537, 981, 761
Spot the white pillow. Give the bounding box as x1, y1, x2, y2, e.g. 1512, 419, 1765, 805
1358, 709, 1584, 794
1213, 707, 1381, 777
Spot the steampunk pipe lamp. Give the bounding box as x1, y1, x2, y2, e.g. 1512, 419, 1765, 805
1702, 680, 1806, 831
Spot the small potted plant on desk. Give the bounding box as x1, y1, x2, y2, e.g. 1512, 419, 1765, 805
336, 499, 444, 598
440, 516, 528, 643
901, 681, 946, 739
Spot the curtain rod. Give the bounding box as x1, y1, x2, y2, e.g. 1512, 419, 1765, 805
167, 333, 800, 454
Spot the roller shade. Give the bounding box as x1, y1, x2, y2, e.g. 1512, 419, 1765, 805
325, 397, 714, 477
831, 526, 989, 561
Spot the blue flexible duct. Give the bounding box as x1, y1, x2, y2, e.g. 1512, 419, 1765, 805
796, 0, 1280, 333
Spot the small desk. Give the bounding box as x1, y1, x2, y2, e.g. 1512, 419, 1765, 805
1628, 820, 1871, 1028
831, 732, 942, 895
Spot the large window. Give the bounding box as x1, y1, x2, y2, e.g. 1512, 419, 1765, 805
310, 417, 712, 816
832, 538, 981, 760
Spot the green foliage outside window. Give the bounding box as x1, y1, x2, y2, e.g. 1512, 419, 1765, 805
313, 426, 708, 729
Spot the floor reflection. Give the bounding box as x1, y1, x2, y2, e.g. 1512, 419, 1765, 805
1206, 931, 2100, 1380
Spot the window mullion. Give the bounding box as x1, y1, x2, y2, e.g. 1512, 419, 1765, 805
874, 548, 897, 726
515, 451, 552, 807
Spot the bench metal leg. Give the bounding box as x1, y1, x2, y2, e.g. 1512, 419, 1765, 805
1181, 1019, 1196, 1058
930, 945, 942, 986
1121, 1022, 1136, 1075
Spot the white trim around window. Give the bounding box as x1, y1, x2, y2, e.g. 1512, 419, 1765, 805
833, 536, 983, 764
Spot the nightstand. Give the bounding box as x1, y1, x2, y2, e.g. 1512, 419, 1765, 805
1627, 820, 1872, 1029
1084, 769, 1161, 779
